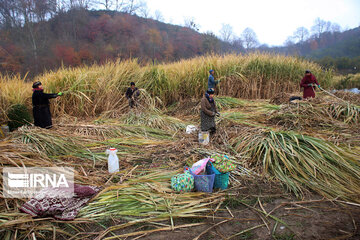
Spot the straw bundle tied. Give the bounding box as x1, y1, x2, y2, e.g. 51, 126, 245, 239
231, 127, 360, 202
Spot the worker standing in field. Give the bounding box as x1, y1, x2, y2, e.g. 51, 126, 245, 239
125, 82, 139, 108
200, 88, 220, 134
32, 81, 63, 129
208, 69, 219, 90
300, 70, 320, 99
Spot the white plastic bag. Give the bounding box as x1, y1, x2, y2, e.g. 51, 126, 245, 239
198, 131, 209, 145
105, 148, 119, 173
186, 125, 197, 134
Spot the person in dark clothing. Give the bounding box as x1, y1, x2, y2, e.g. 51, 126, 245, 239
125, 82, 139, 108
208, 69, 219, 90
32, 81, 62, 129
200, 88, 219, 134
300, 70, 320, 99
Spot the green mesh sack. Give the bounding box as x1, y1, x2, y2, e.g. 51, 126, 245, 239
171, 169, 194, 192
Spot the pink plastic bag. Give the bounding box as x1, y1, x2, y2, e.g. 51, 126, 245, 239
191, 158, 213, 175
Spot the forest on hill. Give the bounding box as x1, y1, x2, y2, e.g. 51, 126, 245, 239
0, 0, 239, 76
0, 0, 359, 77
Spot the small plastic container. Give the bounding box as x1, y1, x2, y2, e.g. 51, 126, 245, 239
105, 148, 119, 173
188, 168, 215, 193
206, 162, 229, 190
198, 131, 209, 145
0, 125, 9, 138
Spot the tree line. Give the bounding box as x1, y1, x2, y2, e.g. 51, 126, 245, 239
0, 0, 244, 76
0, 1, 358, 77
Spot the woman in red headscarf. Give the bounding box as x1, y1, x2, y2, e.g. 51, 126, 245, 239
300, 70, 320, 99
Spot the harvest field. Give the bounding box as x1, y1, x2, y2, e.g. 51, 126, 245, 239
1, 54, 360, 239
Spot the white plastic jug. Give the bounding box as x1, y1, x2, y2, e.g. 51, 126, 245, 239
198, 131, 209, 145
105, 148, 119, 173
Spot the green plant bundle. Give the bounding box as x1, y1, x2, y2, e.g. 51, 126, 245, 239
215, 96, 245, 110
79, 171, 223, 229
325, 102, 360, 124
7, 104, 32, 131
121, 112, 186, 132
231, 129, 360, 202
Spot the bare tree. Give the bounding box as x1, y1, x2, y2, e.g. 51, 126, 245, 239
292, 26, 309, 43
325, 21, 333, 32
231, 36, 244, 53
94, 0, 114, 10
33, 0, 57, 21
154, 10, 164, 21
219, 23, 233, 42
284, 36, 295, 46
0, 0, 21, 28
137, 1, 150, 18
241, 27, 259, 49
331, 23, 341, 33
311, 17, 327, 38
184, 16, 199, 31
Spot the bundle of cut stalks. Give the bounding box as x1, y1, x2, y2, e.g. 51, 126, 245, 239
79, 170, 225, 239
121, 111, 187, 132
216, 96, 245, 110
230, 127, 360, 202
269, 92, 292, 105
325, 102, 360, 124
333, 91, 360, 105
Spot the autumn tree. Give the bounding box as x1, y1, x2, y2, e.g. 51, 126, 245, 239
147, 28, 162, 62
202, 31, 219, 53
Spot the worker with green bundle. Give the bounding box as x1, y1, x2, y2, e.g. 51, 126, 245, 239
32, 81, 63, 129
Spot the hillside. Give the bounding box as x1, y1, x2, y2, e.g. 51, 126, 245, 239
1, 7, 359, 77
0, 9, 233, 77
306, 27, 360, 58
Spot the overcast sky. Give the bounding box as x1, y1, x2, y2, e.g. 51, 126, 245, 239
145, 0, 360, 46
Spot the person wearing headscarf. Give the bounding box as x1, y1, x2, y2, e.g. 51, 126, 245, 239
208, 69, 219, 90
300, 70, 320, 99
32, 81, 62, 129
125, 82, 139, 108
200, 88, 219, 134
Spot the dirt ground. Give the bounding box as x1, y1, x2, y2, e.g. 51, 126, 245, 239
3, 95, 359, 240
80, 179, 360, 240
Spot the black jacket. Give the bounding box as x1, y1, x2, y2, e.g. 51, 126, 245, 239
125, 87, 138, 99
32, 89, 58, 128
32, 90, 58, 106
